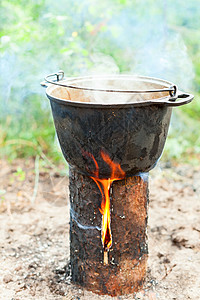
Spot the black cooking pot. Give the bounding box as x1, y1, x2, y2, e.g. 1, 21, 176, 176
41, 71, 193, 178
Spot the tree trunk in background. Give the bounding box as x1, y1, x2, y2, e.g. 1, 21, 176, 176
69, 168, 149, 296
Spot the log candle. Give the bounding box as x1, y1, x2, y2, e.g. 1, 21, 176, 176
69, 168, 149, 296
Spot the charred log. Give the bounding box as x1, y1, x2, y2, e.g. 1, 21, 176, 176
69, 168, 149, 296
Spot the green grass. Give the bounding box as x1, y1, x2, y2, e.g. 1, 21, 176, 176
162, 93, 200, 163
0, 94, 62, 165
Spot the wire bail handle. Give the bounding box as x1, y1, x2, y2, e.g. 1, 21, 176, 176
42, 70, 178, 100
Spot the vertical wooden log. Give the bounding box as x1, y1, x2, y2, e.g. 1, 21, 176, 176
69, 168, 149, 296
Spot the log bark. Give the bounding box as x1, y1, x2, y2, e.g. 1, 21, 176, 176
69, 168, 149, 296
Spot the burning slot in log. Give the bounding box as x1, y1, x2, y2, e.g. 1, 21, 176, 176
83, 150, 125, 264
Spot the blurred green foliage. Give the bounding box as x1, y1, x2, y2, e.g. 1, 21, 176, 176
0, 0, 200, 165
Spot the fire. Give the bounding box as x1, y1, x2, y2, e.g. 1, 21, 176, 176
84, 150, 125, 261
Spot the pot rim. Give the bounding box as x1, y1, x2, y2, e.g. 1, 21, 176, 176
45, 74, 193, 108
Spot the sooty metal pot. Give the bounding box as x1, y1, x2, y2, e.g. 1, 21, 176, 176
41, 71, 193, 178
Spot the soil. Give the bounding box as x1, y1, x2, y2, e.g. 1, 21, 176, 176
0, 158, 200, 300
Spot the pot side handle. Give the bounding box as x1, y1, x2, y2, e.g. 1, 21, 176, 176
163, 91, 194, 107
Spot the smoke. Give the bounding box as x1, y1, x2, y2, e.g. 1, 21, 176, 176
132, 32, 194, 90
89, 53, 120, 74
91, 2, 194, 90
70, 208, 101, 231
0, 0, 195, 115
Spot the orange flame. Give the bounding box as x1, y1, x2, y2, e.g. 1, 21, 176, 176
88, 150, 125, 251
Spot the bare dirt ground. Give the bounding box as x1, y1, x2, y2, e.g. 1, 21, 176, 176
0, 158, 200, 300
